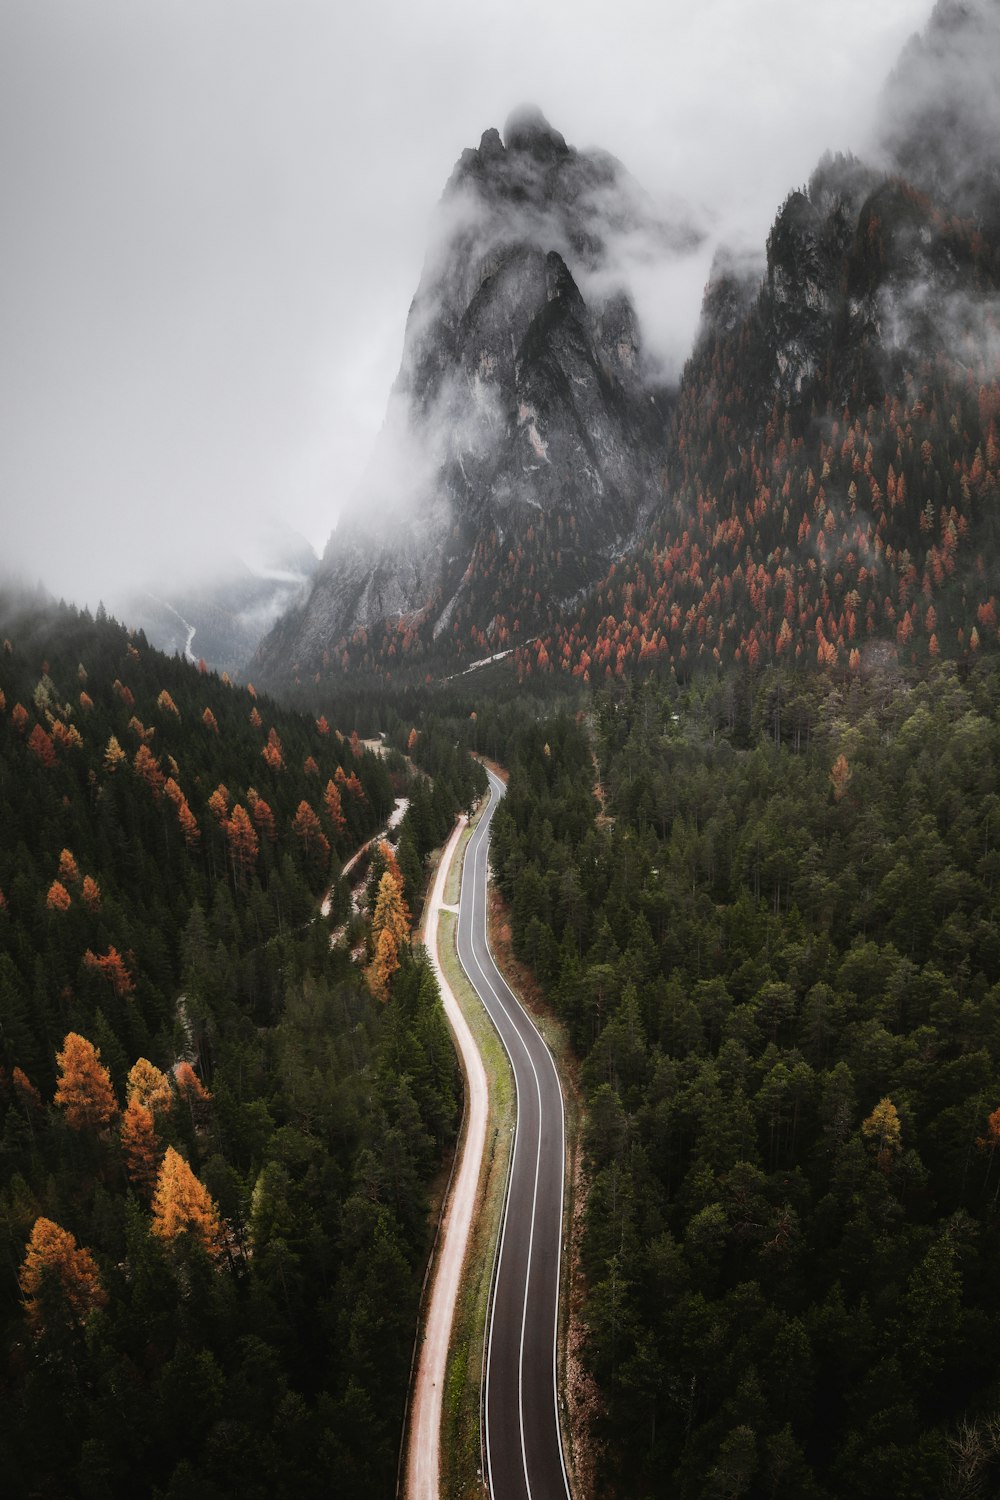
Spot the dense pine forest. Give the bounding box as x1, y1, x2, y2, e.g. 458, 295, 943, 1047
0, 591, 482, 1497
491, 661, 1000, 1498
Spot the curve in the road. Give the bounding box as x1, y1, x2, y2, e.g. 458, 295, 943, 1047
458, 769, 572, 1500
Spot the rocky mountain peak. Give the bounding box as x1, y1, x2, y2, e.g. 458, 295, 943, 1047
503, 104, 569, 158
255, 112, 696, 685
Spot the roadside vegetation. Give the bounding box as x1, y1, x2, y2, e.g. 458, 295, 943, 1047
490, 660, 1000, 1499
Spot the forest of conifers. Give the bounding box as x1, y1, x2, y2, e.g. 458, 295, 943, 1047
7, 583, 1000, 1500
489, 663, 1000, 1498
0, 594, 483, 1497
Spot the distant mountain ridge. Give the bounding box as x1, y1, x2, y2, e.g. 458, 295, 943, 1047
113, 522, 317, 677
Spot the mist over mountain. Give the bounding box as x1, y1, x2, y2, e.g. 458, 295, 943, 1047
110, 522, 317, 677
258, 0, 999, 693
256, 107, 700, 684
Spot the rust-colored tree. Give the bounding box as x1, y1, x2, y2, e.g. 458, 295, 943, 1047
367, 924, 401, 1002
27, 724, 56, 768
830, 754, 852, 802
207, 784, 231, 821
247, 789, 276, 841
164, 778, 200, 848
120, 1099, 160, 1195
80, 875, 102, 911
291, 801, 330, 872
323, 779, 347, 837
83, 946, 135, 998
262, 728, 283, 770
46, 880, 71, 913
134, 743, 164, 797
174, 1061, 212, 1128
57, 849, 80, 885
20, 1217, 106, 1331
202, 707, 219, 735
53, 1032, 118, 1132
224, 804, 259, 882
151, 1147, 222, 1255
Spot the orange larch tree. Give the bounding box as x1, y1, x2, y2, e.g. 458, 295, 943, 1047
19, 1217, 106, 1331
262, 728, 284, 771
80, 875, 102, 911
202, 707, 219, 734
53, 1032, 118, 1132
174, 1061, 212, 1128
133, 744, 164, 797
323, 779, 347, 837
83, 946, 135, 999
164, 777, 200, 848
207, 784, 231, 821
58, 849, 80, 885
291, 801, 330, 873
27, 724, 56, 767
46, 880, 71, 913
367, 924, 401, 1002
121, 1099, 161, 1195
151, 1147, 222, 1255
247, 789, 276, 842
224, 804, 259, 882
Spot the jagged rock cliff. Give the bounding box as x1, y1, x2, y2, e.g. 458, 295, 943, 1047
257, 107, 698, 681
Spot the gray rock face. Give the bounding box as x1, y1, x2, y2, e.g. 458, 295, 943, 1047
258, 108, 698, 680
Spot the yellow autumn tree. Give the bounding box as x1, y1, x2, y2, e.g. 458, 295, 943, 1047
53, 1032, 118, 1132
151, 1147, 222, 1255
20, 1217, 106, 1331
372, 867, 411, 951
862, 1096, 902, 1172
127, 1057, 173, 1117
103, 734, 126, 772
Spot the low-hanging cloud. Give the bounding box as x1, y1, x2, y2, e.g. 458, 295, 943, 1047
0, 0, 933, 611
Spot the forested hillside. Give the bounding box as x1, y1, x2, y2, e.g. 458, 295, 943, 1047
0, 593, 469, 1497
492, 662, 1000, 1497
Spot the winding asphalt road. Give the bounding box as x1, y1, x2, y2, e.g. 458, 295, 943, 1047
457, 769, 572, 1500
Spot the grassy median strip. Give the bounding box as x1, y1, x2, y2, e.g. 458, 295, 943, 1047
443, 819, 475, 907
437, 903, 515, 1500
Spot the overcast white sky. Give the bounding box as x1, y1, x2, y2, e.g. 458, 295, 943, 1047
0, 0, 931, 605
